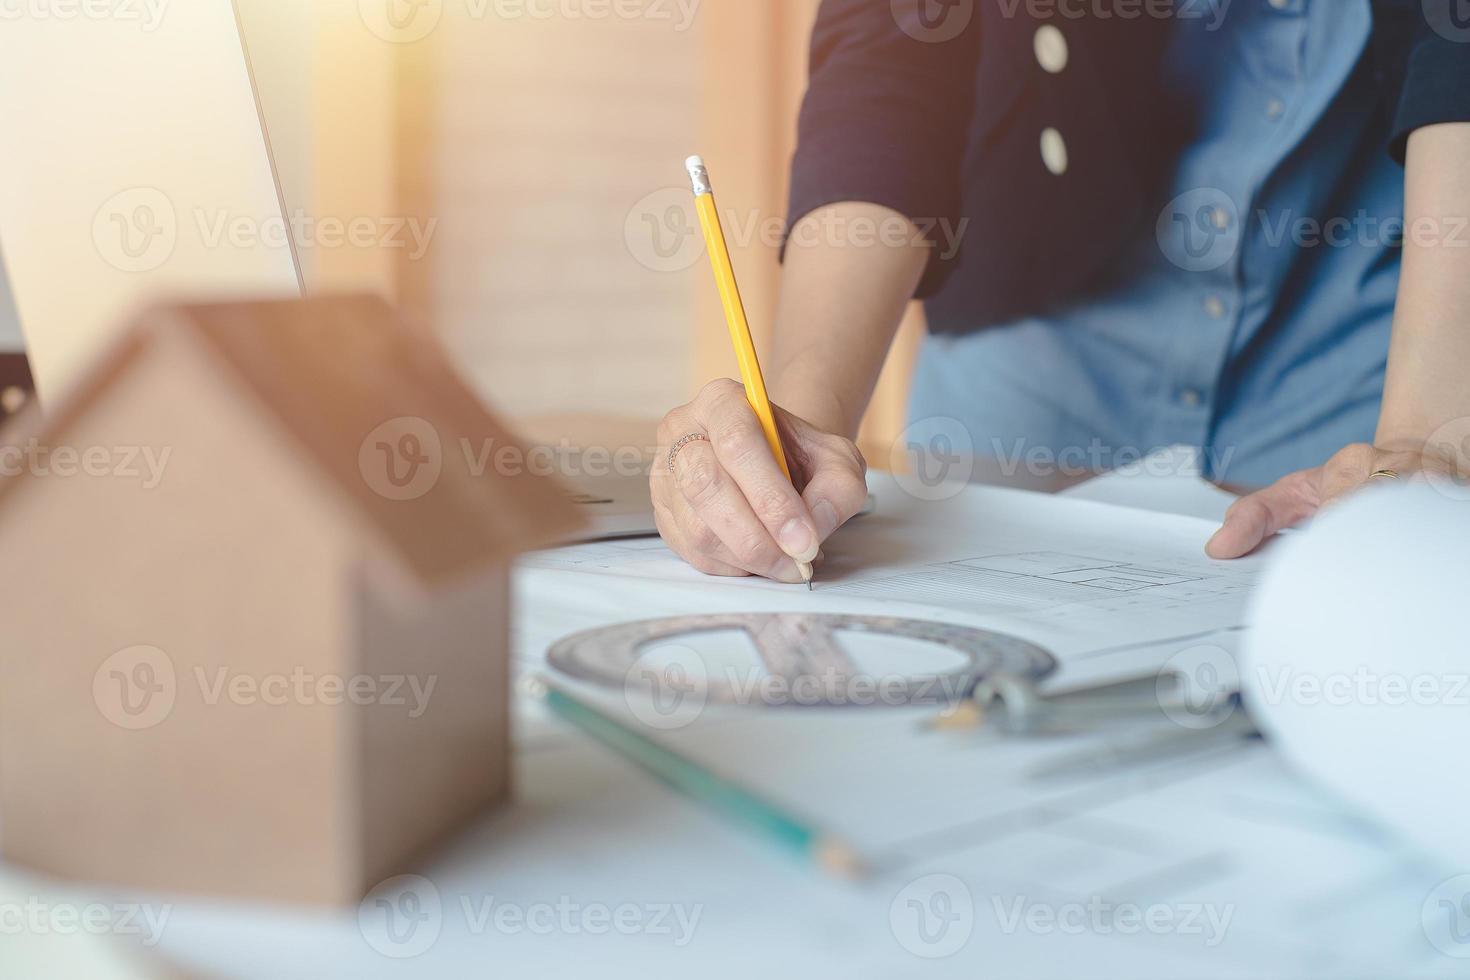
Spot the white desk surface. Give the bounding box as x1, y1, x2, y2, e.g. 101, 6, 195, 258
6, 455, 1464, 979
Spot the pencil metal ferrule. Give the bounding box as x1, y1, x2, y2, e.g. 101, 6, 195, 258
685, 155, 713, 197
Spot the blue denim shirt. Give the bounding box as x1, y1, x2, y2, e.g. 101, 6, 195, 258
909, 0, 1400, 488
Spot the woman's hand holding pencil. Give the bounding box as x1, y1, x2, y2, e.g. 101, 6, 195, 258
652, 155, 870, 587
654, 379, 869, 585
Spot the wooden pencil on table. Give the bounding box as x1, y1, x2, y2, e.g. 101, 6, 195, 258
527, 674, 868, 879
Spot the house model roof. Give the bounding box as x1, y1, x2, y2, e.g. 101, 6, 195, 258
0, 294, 582, 584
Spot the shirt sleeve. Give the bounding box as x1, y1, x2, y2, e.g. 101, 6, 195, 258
1388, 10, 1470, 162
784, 0, 981, 298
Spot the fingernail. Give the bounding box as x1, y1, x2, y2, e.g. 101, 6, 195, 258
1204, 529, 1232, 559
778, 518, 819, 563
772, 559, 806, 585
812, 500, 840, 539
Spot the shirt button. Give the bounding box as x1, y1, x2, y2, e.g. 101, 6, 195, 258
1040, 128, 1068, 176
1034, 25, 1068, 74
1266, 98, 1286, 120
1266, 0, 1291, 10
1179, 388, 1204, 408
1209, 206, 1231, 231
1204, 296, 1227, 319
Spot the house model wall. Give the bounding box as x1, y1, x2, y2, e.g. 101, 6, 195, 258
0, 295, 579, 905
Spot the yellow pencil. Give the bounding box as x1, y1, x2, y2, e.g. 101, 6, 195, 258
685, 155, 814, 589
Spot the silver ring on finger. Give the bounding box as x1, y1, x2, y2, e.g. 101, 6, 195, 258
668, 432, 711, 474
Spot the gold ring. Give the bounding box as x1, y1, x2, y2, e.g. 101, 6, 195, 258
667, 432, 711, 474
1368, 469, 1400, 481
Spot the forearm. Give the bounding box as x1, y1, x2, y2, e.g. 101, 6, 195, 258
1376, 123, 1470, 452
767, 202, 931, 438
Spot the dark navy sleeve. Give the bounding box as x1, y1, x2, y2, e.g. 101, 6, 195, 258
1388, 4, 1470, 162
784, 0, 981, 298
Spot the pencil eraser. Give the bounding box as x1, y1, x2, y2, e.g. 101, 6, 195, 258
685, 156, 712, 195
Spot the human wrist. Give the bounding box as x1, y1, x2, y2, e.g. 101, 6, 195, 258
769, 365, 861, 438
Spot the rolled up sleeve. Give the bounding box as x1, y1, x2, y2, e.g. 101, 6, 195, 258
785, 0, 981, 297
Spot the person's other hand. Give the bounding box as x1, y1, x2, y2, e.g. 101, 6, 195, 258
653, 379, 869, 582
1205, 442, 1460, 559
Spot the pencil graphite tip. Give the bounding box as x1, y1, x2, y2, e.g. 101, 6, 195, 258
796, 560, 814, 590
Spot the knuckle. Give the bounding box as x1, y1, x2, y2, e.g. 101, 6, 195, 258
835, 441, 867, 477
1385, 449, 1419, 468
1281, 470, 1317, 501
1329, 443, 1373, 471
657, 405, 691, 439
820, 431, 849, 449
818, 434, 865, 473
713, 421, 764, 467
731, 529, 779, 569
676, 454, 723, 504
836, 477, 869, 513
700, 378, 743, 404
686, 521, 722, 557
748, 485, 795, 525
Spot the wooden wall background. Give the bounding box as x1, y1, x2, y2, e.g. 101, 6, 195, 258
248, 0, 921, 461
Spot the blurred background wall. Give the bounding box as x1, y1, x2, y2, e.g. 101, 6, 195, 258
5, 0, 921, 459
